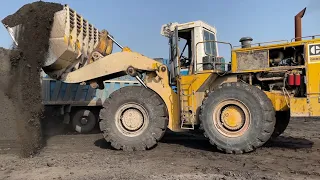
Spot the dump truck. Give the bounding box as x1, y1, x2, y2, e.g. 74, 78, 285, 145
4, 5, 318, 153
41, 71, 139, 133
40, 58, 167, 134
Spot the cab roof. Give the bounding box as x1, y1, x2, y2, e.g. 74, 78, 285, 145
161, 20, 217, 37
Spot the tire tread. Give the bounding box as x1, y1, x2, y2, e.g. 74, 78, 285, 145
99, 86, 168, 151
199, 82, 276, 154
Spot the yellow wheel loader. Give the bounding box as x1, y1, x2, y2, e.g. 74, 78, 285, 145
4, 5, 319, 153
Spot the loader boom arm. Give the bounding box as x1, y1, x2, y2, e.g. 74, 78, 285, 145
60, 51, 160, 83
58, 50, 180, 131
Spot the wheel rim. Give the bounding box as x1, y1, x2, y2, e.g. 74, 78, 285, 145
115, 103, 149, 137
80, 117, 89, 125
213, 99, 251, 138
121, 108, 144, 131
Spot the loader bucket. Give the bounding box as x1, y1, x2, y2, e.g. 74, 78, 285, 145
2, 24, 22, 46
2, 5, 101, 79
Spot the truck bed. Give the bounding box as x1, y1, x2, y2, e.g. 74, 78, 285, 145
41, 75, 139, 106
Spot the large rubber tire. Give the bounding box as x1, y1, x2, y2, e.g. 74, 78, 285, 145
71, 109, 97, 134
99, 86, 168, 151
199, 82, 276, 154
271, 111, 290, 139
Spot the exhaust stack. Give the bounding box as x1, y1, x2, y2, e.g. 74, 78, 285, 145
295, 7, 306, 41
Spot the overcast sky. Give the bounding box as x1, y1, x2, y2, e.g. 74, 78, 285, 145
0, 0, 320, 60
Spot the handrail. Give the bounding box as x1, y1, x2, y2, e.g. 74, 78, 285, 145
232, 34, 320, 49
233, 40, 289, 49
196, 61, 230, 76
195, 40, 232, 73
190, 34, 320, 74
291, 35, 320, 42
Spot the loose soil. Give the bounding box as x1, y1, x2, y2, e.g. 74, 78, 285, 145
0, 1, 63, 157
0, 116, 319, 180
0, 48, 18, 141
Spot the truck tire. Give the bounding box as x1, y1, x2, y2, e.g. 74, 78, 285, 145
71, 109, 97, 133
99, 86, 168, 151
271, 111, 290, 139
199, 82, 276, 154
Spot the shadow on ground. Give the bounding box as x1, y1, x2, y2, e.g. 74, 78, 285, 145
94, 138, 117, 150
265, 136, 314, 149
92, 129, 314, 152
160, 130, 217, 152
41, 107, 101, 136
93, 130, 216, 152
40, 108, 314, 153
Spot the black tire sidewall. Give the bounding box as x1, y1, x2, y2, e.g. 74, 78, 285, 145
202, 86, 268, 150
101, 86, 167, 147
71, 109, 96, 133
272, 111, 290, 138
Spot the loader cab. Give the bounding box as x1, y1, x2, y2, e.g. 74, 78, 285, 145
161, 21, 219, 84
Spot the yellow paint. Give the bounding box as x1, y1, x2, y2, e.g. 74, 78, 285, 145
64, 35, 68, 44
306, 44, 320, 94
290, 96, 320, 117
96, 31, 108, 52
264, 91, 289, 111
62, 52, 160, 83
144, 67, 180, 131
309, 56, 320, 62
197, 70, 214, 74
234, 38, 319, 52
289, 96, 320, 117
290, 98, 308, 117
221, 106, 242, 128
76, 40, 81, 49
152, 62, 162, 70
306, 63, 320, 93
308, 96, 320, 116
231, 38, 320, 73
122, 47, 132, 52
304, 43, 320, 117
87, 30, 112, 64
179, 73, 211, 119
105, 38, 113, 55
231, 50, 237, 73
145, 65, 211, 131
180, 73, 211, 92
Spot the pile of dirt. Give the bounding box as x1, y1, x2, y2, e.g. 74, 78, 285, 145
0, 47, 11, 88
1, 1, 63, 157
0, 47, 19, 141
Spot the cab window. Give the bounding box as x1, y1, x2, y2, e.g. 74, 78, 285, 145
203, 30, 217, 56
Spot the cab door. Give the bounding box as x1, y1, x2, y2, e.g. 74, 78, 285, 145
169, 26, 180, 85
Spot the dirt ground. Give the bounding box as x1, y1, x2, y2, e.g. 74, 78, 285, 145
0, 113, 319, 180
